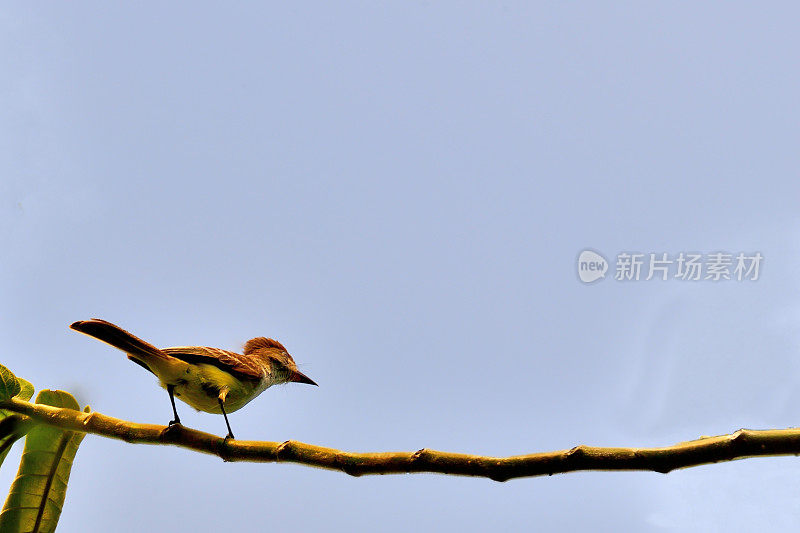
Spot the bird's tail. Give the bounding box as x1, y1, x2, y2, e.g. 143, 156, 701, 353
70, 319, 173, 375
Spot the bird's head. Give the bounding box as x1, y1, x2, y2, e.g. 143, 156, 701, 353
244, 337, 317, 386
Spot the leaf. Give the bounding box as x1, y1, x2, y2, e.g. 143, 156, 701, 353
0, 416, 26, 441
0, 390, 88, 533
15, 378, 34, 402
0, 416, 34, 469
0, 369, 35, 469
0, 364, 21, 402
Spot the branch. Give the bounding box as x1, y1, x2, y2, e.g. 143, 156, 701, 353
2, 398, 798, 481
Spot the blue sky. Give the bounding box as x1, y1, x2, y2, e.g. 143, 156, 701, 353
3, 2, 800, 531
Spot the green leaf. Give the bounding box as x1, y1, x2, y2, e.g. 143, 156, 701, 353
0, 390, 88, 533
0, 416, 34, 469
15, 378, 34, 402
31, 390, 79, 411
0, 364, 21, 401
0, 416, 26, 441
0, 368, 35, 470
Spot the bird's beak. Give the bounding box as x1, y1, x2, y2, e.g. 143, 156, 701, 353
290, 370, 317, 386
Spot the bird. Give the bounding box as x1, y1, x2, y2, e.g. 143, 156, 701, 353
69, 318, 317, 439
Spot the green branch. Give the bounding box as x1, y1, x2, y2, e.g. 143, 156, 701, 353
2, 398, 799, 481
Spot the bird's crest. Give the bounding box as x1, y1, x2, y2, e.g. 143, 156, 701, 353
243, 337, 287, 354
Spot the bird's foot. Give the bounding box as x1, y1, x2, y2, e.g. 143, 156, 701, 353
168, 418, 182, 427
219, 433, 235, 462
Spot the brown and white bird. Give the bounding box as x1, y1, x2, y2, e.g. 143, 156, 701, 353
70, 319, 316, 439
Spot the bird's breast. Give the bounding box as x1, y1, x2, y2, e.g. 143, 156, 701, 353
163, 363, 266, 414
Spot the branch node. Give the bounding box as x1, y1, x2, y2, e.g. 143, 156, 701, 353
81, 412, 94, 428
411, 448, 428, 461
276, 440, 293, 460
488, 467, 510, 483
566, 445, 586, 459
336, 455, 361, 477
731, 429, 748, 444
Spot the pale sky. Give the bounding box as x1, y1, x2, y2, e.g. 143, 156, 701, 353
3, 3, 800, 531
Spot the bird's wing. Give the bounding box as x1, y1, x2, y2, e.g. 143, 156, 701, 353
163, 346, 265, 382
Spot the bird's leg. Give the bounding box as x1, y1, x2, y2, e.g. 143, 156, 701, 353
218, 388, 234, 440
219, 400, 234, 440
166, 384, 181, 426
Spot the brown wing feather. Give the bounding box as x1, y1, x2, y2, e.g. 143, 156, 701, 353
163, 346, 265, 381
